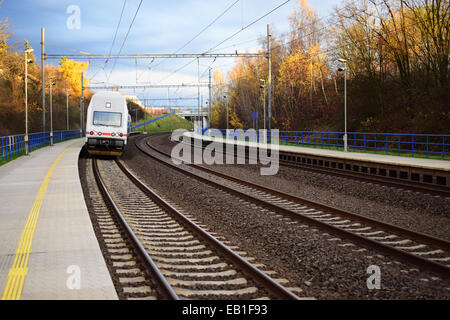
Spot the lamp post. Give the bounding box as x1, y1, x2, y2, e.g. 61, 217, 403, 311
338, 58, 348, 152
49, 76, 56, 146
224, 95, 229, 134
205, 101, 209, 130
24, 48, 34, 155
66, 91, 71, 130
259, 79, 266, 130
144, 99, 147, 134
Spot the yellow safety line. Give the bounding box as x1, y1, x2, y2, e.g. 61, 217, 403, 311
1, 142, 78, 300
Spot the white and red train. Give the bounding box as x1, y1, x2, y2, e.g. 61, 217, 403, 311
85, 91, 131, 156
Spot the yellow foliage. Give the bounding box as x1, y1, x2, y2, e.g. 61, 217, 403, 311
57, 57, 89, 96
278, 44, 328, 90
213, 69, 225, 85
278, 50, 310, 88
230, 110, 244, 129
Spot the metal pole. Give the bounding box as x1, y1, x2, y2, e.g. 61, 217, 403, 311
79, 92, 82, 134
310, 59, 313, 108
41, 28, 46, 133
66, 92, 69, 130
81, 72, 84, 137
144, 98, 147, 134
344, 62, 348, 152
208, 68, 212, 128
50, 78, 53, 146
226, 96, 229, 132
197, 86, 200, 132
201, 95, 203, 130
263, 80, 266, 130
267, 24, 272, 137
168, 88, 173, 133
24, 52, 29, 155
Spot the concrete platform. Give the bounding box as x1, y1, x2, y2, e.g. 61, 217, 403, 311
0, 139, 118, 300
186, 132, 450, 172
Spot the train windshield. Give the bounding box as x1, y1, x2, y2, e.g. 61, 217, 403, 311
93, 111, 122, 127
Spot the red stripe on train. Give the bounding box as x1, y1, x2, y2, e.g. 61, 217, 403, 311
86, 132, 127, 137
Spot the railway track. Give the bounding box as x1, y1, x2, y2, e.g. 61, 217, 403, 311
82, 158, 158, 300
179, 134, 450, 197
140, 134, 450, 279
91, 156, 301, 300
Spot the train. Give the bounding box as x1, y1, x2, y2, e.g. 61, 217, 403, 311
85, 91, 132, 157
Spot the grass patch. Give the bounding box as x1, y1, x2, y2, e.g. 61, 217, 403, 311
133, 114, 193, 133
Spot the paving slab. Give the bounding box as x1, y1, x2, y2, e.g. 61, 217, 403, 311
0, 139, 118, 300
186, 132, 450, 171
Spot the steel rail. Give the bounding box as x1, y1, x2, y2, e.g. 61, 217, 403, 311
279, 158, 450, 197
184, 135, 450, 197
114, 159, 301, 300
92, 158, 180, 300
159, 136, 450, 251
139, 135, 450, 278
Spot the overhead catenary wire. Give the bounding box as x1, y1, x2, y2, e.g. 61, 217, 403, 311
157, 0, 292, 84
150, 0, 240, 69
107, 0, 144, 82
270, 0, 384, 54
143, 0, 241, 84
207, 0, 291, 53
91, 0, 127, 82
221, 1, 419, 88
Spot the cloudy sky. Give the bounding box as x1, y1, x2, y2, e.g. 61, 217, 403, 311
2, 0, 341, 104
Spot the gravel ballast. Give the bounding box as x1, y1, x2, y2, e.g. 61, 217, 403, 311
152, 134, 450, 241
120, 134, 450, 299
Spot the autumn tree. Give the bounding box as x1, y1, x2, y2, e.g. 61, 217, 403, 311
0, 10, 11, 55
57, 57, 90, 96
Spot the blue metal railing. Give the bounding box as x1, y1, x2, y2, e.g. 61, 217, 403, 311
200, 129, 450, 160
1, 130, 81, 163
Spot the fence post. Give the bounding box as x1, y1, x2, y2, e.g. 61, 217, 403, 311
12, 136, 15, 158
364, 134, 366, 152
426, 136, 429, 158
386, 135, 388, 154
412, 136, 415, 157
374, 134, 377, 153
398, 136, 401, 155
443, 136, 445, 159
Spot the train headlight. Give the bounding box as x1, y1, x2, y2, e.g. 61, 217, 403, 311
119, 133, 123, 137
98, 132, 102, 136
111, 133, 116, 137
90, 131, 94, 135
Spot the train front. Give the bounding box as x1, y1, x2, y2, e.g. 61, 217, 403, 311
85, 92, 129, 157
